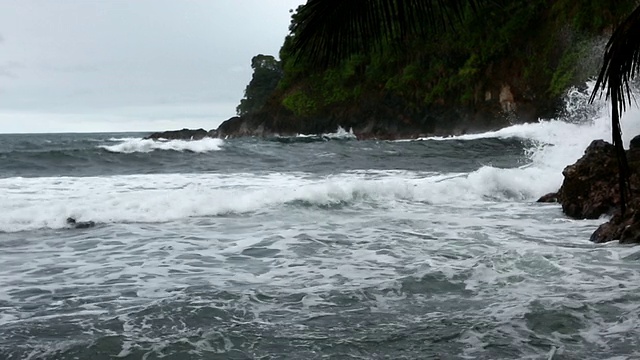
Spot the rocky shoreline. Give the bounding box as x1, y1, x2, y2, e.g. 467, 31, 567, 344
538, 137, 640, 244
145, 110, 519, 141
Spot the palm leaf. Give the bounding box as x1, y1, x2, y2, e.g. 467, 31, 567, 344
289, 0, 480, 68
591, 4, 640, 214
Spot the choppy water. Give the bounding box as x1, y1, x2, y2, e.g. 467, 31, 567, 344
2, 89, 640, 359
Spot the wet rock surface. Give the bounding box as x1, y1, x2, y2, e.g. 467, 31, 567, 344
144, 128, 212, 140
553, 139, 640, 244
66, 217, 96, 229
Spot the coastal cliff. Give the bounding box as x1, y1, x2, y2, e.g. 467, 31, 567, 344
147, 1, 635, 140
212, 0, 635, 139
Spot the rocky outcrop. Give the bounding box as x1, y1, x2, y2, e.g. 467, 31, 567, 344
66, 217, 95, 229
143, 82, 557, 140
537, 192, 559, 203
145, 128, 212, 140
211, 98, 531, 140
549, 137, 640, 244
557, 140, 621, 219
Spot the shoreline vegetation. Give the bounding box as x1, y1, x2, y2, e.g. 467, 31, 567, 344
152, 0, 637, 140
224, 0, 636, 140
147, 1, 640, 243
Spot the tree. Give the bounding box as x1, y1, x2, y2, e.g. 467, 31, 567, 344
236, 54, 283, 116
591, 5, 640, 214
288, 0, 481, 68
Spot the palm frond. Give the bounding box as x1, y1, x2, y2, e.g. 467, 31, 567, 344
289, 0, 480, 68
592, 5, 640, 108
591, 5, 640, 214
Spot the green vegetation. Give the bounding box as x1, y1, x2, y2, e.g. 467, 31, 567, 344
236, 54, 282, 116
261, 0, 635, 120
590, 4, 640, 214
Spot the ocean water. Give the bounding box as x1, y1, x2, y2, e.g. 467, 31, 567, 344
2, 90, 640, 359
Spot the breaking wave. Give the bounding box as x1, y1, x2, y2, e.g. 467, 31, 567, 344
100, 137, 224, 153
273, 126, 357, 143
0, 165, 566, 233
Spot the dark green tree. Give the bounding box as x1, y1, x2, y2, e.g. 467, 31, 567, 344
591, 5, 640, 214
236, 54, 283, 116
289, 0, 480, 68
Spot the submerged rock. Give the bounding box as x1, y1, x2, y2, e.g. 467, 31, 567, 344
551, 138, 640, 244
537, 192, 559, 203
66, 217, 96, 229
145, 128, 210, 140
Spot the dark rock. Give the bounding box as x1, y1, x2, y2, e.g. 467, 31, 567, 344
630, 135, 640, 149
145, 128, 209, 140
621, 222, 640, 244
216, 116, 259, 138
591, 210, 640, 244
211, 89, 538, 140
557, 140, 619, 219
590, 214, 624, 243
537, 192, 559, 203
66, 217, 96, 229
549, 138, 640, 244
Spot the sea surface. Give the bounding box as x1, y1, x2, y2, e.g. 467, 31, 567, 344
2, 89, 640, 359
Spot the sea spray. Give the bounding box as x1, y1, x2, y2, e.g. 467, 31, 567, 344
419, 84, 640, 195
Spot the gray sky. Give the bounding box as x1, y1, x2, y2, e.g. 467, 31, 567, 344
0, 0, 305, 133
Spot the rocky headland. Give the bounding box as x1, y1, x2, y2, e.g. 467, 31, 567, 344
147, 2, 637, 140
145, 81, 541, 141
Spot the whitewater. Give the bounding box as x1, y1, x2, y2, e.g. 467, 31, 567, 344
1, 89, 640, 359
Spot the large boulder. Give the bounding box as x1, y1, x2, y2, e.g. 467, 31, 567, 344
557, 140, 621, 219
553, 139, 640, 244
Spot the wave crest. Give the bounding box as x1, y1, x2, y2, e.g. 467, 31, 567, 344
0, 168, 560, 233
100, 138, 223, 153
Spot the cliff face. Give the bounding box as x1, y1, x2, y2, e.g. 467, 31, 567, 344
216, 0, 635, 139
216, 89, 547, 140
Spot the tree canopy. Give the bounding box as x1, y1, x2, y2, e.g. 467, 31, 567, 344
289, 0, 481, 68
236, 54, 283, 116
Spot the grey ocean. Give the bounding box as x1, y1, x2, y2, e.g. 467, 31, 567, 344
2, 92, 640, 359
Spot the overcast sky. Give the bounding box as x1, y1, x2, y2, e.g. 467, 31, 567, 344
0, 0, 306, 133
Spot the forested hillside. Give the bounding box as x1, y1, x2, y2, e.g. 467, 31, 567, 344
225, 0, 637, 139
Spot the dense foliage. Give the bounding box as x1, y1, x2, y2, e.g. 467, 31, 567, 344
236, 55, 283, 116
267, 0, 636, 119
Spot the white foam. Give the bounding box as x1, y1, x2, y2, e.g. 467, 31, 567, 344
296, 126, 357, 140
0, 172, 396, 232
322, 126, 356, 139
100, 137, 223, 153
0, 163, 582, 233
404, 85, 640, 196
0, 167, 535, 233
107, 137, 137, 142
